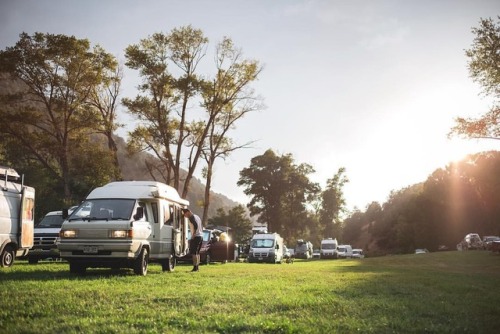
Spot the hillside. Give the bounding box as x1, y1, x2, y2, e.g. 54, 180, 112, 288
114, 135, 242, 218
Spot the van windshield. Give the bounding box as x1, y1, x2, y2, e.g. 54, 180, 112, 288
322, 244, 336, 250
251, 239, 274, 248
69, 199, 135, 221
37, 214, 63, 228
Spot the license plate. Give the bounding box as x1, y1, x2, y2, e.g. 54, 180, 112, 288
83, 246, 98, 254
258, 257, 263, 261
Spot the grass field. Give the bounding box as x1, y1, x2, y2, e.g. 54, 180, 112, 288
1, 251, 499, 333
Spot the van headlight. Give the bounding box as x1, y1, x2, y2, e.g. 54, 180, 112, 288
60, 229, 78, 238
109, 229, 132, 238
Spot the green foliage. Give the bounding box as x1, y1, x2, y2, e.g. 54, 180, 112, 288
450, 16, 500, 140
1, 252, 500, 333
320, 167, 349, 239
346, 151, 500, 255
238, 149, 320, 240
0, 32, 119, 205
207, 205, 253, 243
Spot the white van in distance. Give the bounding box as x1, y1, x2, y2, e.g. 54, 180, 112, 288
320, 238, 338, 259
57, 181, 190, 275
248, 233, 284, 263
337, 244, 353, 258
0, 166, 35, 267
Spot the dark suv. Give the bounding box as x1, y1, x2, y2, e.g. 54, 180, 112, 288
179, 229, 236, 264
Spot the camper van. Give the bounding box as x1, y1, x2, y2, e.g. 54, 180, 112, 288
320, 238, 338, 259
0, 166, 35, 267
247, 233, 284, 264
294, 239, 313, 259
57, 181, 190, 275
337, 244, 353, 258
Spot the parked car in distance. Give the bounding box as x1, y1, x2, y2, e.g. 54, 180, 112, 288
482, 236, 500, 250
312, 249, 320, 259
28, 207, 77, 264
464, 233, 483, 250
179, 229, 236, 265
337, 244, 353, 258
283, 245, 291, 259
415, 248, 429, 254
352, 248, 365, 258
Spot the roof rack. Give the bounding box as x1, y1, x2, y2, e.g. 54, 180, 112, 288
0, 166, 20, 179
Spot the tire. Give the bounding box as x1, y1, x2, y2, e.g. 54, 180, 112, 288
162, 257, 176, 272
1, 245, 15, 268
204, 253, 211, 265
69, 261, 86, 275
134, 248, 149, 276
28, 256, 39, 264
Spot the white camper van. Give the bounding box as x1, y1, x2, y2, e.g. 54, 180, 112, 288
337, 244, 353, 258
57, 181, 190, 275
0, 166, 35, 267
247, 233, 284, 264
320, 238, 338, 259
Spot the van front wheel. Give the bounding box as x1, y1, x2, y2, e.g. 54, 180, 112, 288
134, 248, 149, 276
1, 245, 15, 267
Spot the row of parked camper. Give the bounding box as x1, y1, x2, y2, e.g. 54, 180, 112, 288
1, 166, 202, 275
290, 238, 364, 260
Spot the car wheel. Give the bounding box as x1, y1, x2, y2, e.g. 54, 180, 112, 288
134, 248, 149, 276
0, 245, 15, 267
162, 258, 176, 272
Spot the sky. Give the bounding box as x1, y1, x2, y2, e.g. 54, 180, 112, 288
1, 0, 500, 212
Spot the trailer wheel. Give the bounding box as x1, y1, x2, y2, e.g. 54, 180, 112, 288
69, 261, 86, 275
134, 247, 149, 276
162, 257, 176, 272
1, 245, 15, 267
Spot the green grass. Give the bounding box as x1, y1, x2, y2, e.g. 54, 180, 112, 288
1, 251, 500, 333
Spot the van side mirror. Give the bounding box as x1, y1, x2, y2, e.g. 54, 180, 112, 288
276, 244, 279, 250
134, 207, 144, 220
62, 208, 69, 219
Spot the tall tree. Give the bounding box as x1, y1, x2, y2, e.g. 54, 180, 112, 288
319, 167, 349, 239
200, 37, 263, 224
124, 26, 262, 216
238, 149, 319, 238
450, 16, 500, 140
88, 64, 124, 180
0, 32, 118, 204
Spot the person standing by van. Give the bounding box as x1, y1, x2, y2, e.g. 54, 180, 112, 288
182, 208, 203, 272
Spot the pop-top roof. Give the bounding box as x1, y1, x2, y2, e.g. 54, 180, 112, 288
87, 181, 189, 206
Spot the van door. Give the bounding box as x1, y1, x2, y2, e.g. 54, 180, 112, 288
19, 187, 34, 248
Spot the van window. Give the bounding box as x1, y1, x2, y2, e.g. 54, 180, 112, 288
151, 203, 158, 224
71, 199, 135, 221
138, 202, 148, 221
251, 239, 274, 248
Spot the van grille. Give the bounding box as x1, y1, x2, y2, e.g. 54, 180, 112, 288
33, 233, 58, 246
253, 252, 269, 258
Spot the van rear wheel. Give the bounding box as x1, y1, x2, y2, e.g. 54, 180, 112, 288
1, 245, 15, 267
134, 248, 149, 276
